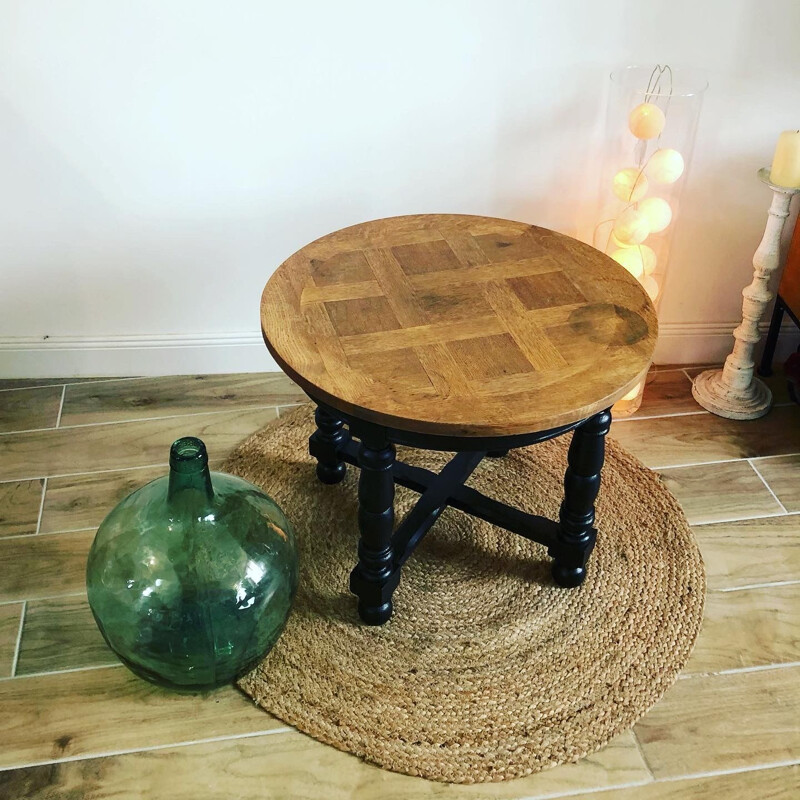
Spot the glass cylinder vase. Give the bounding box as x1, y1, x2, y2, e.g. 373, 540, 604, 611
594, 65, 707, 415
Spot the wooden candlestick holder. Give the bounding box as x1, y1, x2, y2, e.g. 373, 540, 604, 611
692, 168, 800, 419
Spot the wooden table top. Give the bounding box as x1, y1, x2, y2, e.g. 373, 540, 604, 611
261, 214, 658, 437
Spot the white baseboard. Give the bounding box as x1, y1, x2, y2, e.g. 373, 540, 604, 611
0, 333, 278, 378
653, 321, 800, 365
1, 323, 798, 379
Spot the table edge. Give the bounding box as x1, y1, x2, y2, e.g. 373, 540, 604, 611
262, 324, 654, 436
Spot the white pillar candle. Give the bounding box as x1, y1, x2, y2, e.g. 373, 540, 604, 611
769, 131, 800, 188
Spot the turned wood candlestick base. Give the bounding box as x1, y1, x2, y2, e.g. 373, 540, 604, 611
692, 169, 800, 420
692, 368, 772, 420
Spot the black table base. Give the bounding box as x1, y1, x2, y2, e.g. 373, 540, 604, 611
760, 293, 800, 377
308, 398, 612, 625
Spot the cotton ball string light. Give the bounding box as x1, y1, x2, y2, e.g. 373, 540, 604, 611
647, 149, 684, 184
612, 208, 650, 245
621, 381, 644, 402
610, 233, 634, 250
611, 248, 643, 278
638, 197, 672, 233
640, 244, 657, 275
612, 168, 649, 202
611, 245, 656, 278
641, 274, 660, 302
628, 103, 666, 140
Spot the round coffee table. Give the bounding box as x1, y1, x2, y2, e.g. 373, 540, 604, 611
261, 214, 658, 624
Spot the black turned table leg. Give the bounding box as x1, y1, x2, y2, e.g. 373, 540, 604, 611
549, 408, 611, 588
349, 429, 400, 625
309, 406, 349, 484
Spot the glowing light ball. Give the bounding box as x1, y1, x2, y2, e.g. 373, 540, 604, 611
610, 234, 632, 249
613, 208, 650, 245
641, 274, 660, 301
647, 149, 684, 184
639, 197, 672, 233
611, 245, 656, 278
611, 248, 643, 278
621, 381, 643, 402
640, 244, 657, 276
612, 168, 649, 202
628, 103, 666, 140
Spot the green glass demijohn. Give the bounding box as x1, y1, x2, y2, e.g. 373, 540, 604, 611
86, 437, 298, 692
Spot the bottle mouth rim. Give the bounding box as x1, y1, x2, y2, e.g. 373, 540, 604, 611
170, 437, 208, 472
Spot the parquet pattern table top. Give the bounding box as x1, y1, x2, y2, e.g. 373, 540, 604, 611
261, 214, 658, 436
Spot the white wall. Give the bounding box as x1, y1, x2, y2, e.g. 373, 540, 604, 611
1, 0, 798, 377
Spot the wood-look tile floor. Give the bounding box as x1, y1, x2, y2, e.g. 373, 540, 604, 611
0, 367, 798, 799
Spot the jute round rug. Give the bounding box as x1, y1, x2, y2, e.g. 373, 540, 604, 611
223, 405, 705, 783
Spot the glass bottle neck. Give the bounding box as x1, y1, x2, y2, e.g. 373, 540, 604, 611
167, 437, 214, 504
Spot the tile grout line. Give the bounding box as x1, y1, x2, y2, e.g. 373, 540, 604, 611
747, 459, 789, 514
618, 403, 793, 425
649, 453, 800, 470
631, 729, 656, 783
34, 477, 48, 535
648, 456, 750, 470
6, 450, 800, 488
4, 756, 793, 800
0, 377, 145, 394
0, 662, 123, 682
16, 659, 796, 684
8, 450, 800, 488
656, 365, 717, 374
1, 459, 241, 486
718, 579, 800, 593
690, 510, 800, 528
0, 725, 294, 771
0, 403, 282, 436
0, 457, 227, 485
684, 661, 800, 679
735, 450, 800, 463
615, 410, 710, 422
276, 403, 306, 416
0, 366, 725, 389
55, 384, 66, 428
653, 758, 800, 785
1, 526, 97, 542
1, 466, 173, 485
9, 601, 26, 677
0, 374, 305, 395
0, 591, 86, 608
519, 778, 654, 800
656, 457, 798, 473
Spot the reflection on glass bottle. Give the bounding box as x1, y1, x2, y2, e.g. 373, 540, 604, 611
86, 437, 298, 692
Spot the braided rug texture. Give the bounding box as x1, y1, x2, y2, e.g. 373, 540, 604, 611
224, 405, 705, 784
